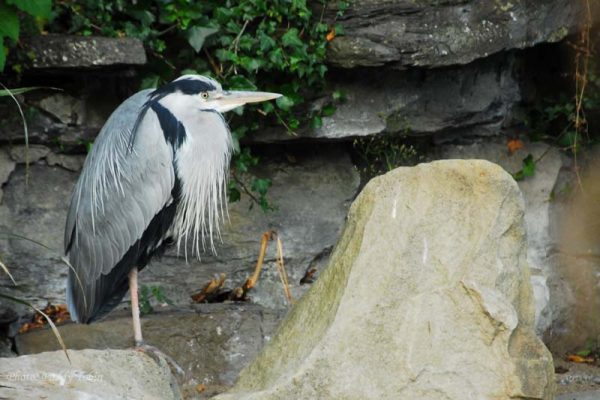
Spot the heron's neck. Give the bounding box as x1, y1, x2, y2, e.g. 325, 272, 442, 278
168, 108, 232, 257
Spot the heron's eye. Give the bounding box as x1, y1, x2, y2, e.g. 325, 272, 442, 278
200, 92, 209, 100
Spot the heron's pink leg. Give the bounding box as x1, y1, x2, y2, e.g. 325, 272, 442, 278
128, 268, 143, 346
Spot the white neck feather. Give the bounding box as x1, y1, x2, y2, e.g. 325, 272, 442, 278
162, 95, 233, 257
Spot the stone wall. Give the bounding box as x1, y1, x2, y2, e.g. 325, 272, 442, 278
0, 0, 593, 366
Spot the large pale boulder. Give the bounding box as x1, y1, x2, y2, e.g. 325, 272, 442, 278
435, 138, 569, 336
0, 349, 180, 399
215, 160, 555, 400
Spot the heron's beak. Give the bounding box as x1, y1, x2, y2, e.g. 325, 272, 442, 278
215, 90, 282, 113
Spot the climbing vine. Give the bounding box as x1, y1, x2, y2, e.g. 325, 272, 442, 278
48, 0, 341, 210
0, 0, 52, 71
2, 0, 345, 210
518, 0, 598, 183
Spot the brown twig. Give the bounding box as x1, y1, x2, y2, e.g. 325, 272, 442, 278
150, 50, 176, 70
204, 48, 223, 79
223, 19, 251, 77
231, 20, 250, 55
240, 230, 294, 304
190, 231, 294, 305
156, 24, 178, 37
572, 0, 592, 192
243, 231, 274, 290
231, 171, 264, 207
273, 109, 298, 136
275, 236, 294, 304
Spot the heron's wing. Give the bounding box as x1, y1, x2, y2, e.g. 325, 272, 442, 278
64, 89, 176, 322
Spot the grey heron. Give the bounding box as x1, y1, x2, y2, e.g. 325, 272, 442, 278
64, 75, 281, 345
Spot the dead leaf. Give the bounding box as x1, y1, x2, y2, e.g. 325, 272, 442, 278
326, 28, 336, 42
196, 384, 206, 393
507, 138, 524, 155
300, 268, 317, 284
190, 231, 293, 305
191, 273, 226, 303
18, 303, 70, 334
567, 354, 595, 363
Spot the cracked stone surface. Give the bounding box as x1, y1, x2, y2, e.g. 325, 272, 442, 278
26, 34, 146, 69
45, 152, 85, 172
8, 145, 50, 164
434, 137, 567, 336
253, 54, 520, 142
0, 348, 181, 399
15, 305, 284, 399
325, 0, 585, 69
0, 149, 15, 204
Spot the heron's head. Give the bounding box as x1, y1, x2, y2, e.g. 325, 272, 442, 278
150, 74, 281, 113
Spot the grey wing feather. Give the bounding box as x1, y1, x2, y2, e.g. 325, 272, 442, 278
65, 89, 176, 322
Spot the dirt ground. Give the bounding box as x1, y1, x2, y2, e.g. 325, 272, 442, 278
555, 358, 600, 395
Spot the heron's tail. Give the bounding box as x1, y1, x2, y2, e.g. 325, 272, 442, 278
66, 270, 81, 323
66, 266, 131, 324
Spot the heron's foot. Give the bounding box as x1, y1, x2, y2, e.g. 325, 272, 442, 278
136, 343, 185, 377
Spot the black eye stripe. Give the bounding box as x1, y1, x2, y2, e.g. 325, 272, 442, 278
151, 78, 217, 98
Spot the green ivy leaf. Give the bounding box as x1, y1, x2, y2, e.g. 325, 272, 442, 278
251, 178, 273, 211
276, 95, 294, 111
140, 74, 160, 90
227, 75, 257, 90
261, 101, 274, 114
6, 0, 51, 18
258, 32, 276, 52
128, 10, 155, 26
334, 23, 346, 36
151, 286, 172, 305
231, 134, 241, 154
186, 26, 218, 53
251, 178, 271, 195
228, 183, 241, 203
513, 154, 536, 181
239, 56, 263, 72
332, 90, 346, 102
558, 131, 580, 149
576, 349, 592, 357
0, 4, 19, 41
268, 48, 284, 65
322, 104, 336, 117
138, 285, 153, 315
311, 115, 323, 129
282, 28, 303, 47
337, 0, 350, 17
288, 118, 300, 130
